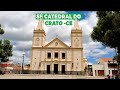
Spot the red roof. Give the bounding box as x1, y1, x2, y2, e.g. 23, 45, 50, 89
100, 58, 113, 62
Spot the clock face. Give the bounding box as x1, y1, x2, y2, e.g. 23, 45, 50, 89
36, 38, 40, 41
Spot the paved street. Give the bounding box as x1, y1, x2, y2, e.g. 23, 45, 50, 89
0, 74, 106, 79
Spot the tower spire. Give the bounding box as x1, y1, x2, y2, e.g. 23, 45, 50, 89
72, 17, 80, 30
36, 17, 44, 30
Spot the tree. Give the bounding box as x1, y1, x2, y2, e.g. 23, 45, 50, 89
0, 24, 13, 62
84, 66, 88, 72
0, 24, 4, 35
91, 11, 120, 74
91, 11, 120, 59
26, 64, 30, 67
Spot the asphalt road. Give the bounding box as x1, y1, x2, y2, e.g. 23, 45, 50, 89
0, 74, 106, 79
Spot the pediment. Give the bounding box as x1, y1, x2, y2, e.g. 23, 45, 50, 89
44, 38, 70, 48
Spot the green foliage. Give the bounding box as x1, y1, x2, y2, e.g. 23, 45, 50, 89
0, 39, 13, 62
26, 64, 30, 67
0, 24, 13, 62
91, 11, 120, 53
84, 66, 88, 72
0, 24, 4, 35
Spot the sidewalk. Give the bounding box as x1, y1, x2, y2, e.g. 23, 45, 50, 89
0, 74, 106, 79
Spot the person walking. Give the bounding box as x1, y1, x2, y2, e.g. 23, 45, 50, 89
115, 75, 119, 79
111, 75, 115, 79
105, 75, 110, 79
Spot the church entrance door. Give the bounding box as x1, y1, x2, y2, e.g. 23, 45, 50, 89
54, 64, 58, 74
62, 65, 65, 74
47, 65, 50, 74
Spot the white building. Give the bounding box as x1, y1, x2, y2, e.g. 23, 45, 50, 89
92, 58, 118, 76
0, 60, 14, 73
30, 17, 84, 74
83, 58, 88, 70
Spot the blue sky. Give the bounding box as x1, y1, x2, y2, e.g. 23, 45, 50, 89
0, 11, 116, 64
88, 45, 116, 64
66, 11, 90, 19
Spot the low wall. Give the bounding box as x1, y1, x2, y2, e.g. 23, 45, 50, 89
12, 70, 86, 75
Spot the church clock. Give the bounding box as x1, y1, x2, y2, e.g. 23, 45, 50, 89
35, 38, 40, 46
36, 38, 40, 41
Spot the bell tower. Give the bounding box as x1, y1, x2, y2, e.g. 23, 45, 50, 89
30, 17, 46, 70
71, 18, 84, 72
32, 17, 46, 47
71, 18, 82, 48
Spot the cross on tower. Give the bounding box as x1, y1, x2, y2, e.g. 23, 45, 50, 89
56, 35, 58, 38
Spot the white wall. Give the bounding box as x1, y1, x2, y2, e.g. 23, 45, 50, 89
104, 62, 109, 76
73, 50, 82, 71
92, 64, 104, 76
31, 49, 40, 70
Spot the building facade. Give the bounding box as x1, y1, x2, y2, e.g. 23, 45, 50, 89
30, 17, 84, 74
0, 60, 14, 74
83, 58, 88, 71
92, 58, 118, 76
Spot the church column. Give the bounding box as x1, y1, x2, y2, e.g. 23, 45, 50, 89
59, 50, 60, 61
65, 62, 67, 74
66, 49, 67, 61
58, 63, 61, 74
44, 62, 45, 74
51, 49, 54, 74
45, 50, 46, 61
51, 63, 54, 74
50, 62, 52, 74
52, 50, 53, 61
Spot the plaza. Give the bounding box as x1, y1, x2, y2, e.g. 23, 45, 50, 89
0, 74, 105, 79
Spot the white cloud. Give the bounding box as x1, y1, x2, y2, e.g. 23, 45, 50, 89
87, 62, 93, 65
9, 50, 31, 64
13, 41, 32, 51
0, 11, 66, 64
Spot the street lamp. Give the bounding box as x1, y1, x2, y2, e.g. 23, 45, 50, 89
21, 53, 25, 74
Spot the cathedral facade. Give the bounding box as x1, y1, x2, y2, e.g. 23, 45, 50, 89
30, 18, 84, 75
